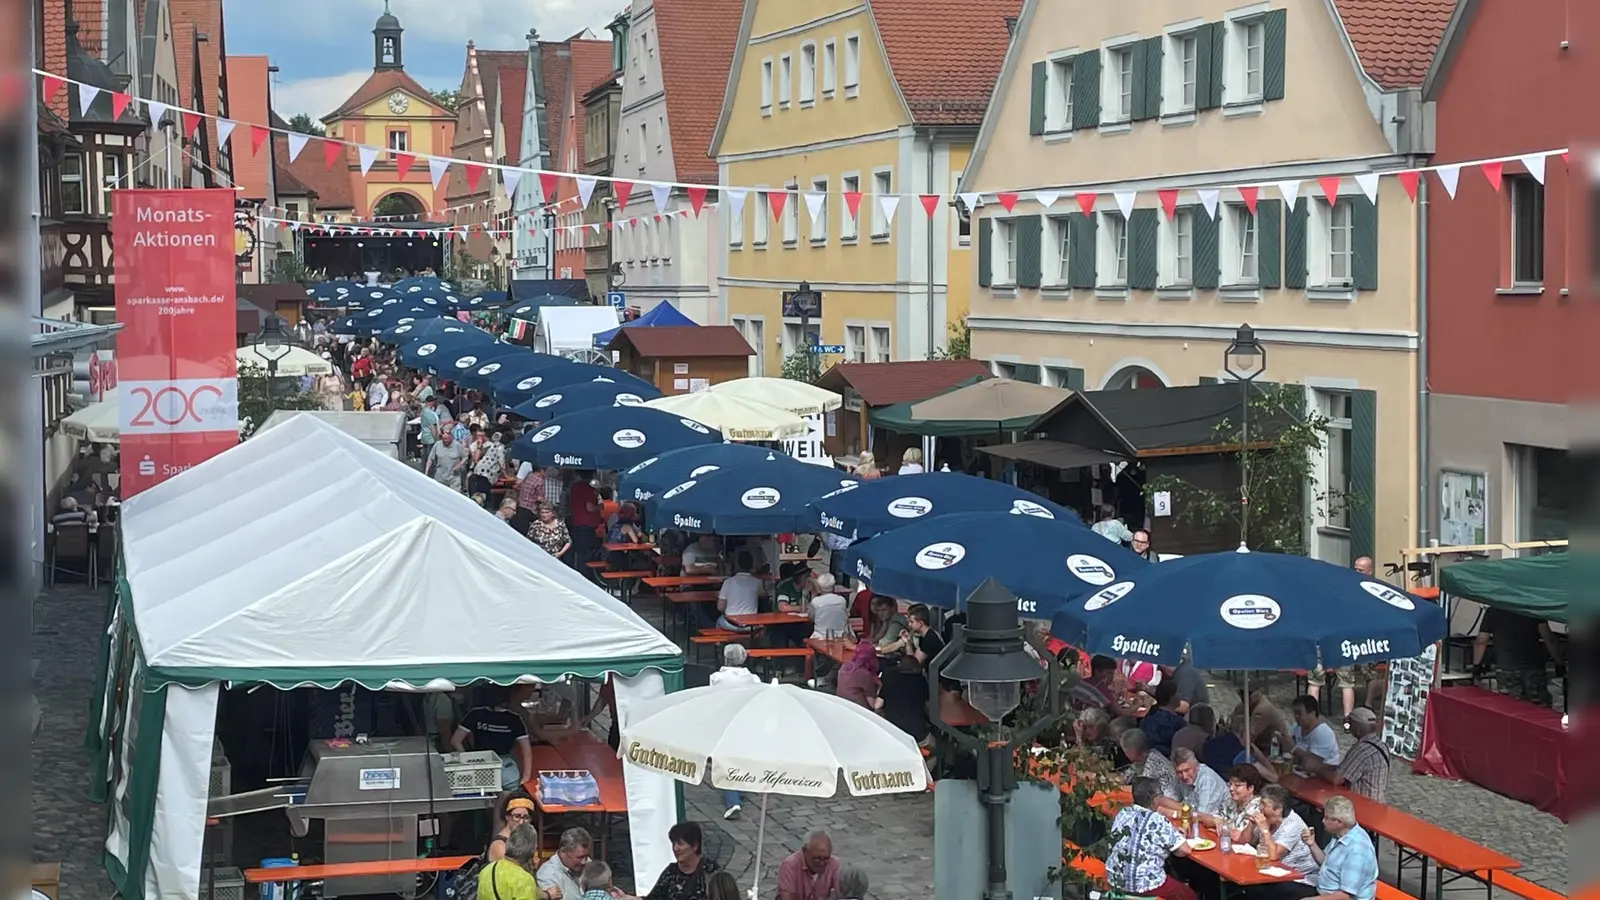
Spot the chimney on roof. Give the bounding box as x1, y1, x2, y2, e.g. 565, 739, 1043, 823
527, 28, 540, 48
1004, 16, 1018, 36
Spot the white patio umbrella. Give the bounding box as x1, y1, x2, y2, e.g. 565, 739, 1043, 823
642, 391, 807, 441
620, 682, 926, 897
62, 389, 119, 443
235, 345, 334, 378
707, 377, 843, 416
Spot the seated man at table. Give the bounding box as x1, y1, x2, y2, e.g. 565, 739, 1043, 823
1296, 707, 1390, 803
1289, 695, 1342, 768
535, 827, 593, 900
697, 551, 762, 633
1300, 796, 1378, 900
1106, 776, 1196, 900
806, 574, 852, 640
1119, 729, 1180, 801
1164, 747, 1228, 816
681, 534, 723, 575
1141, 681, 1188, 756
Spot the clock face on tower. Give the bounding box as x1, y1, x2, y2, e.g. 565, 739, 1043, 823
387, 91, 410, 114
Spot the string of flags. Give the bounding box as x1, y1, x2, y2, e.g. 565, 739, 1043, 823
37, 69, 1569, 225
258, 200, 723, 239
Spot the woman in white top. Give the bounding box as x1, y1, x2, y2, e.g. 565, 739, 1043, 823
708, 644, 761, 819
897, 447, 925, 474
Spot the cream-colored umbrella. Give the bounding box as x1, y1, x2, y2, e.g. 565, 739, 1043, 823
235, 345, 334, 377
642, 391, 808, 441
62, 389, 120, 443
707, 376, 842, 416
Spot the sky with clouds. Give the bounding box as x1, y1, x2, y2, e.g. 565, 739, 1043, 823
222, 0, 621, 122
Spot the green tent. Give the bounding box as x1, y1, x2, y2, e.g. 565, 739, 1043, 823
1439, 553, 1566, 623
868, 375, 1037, 436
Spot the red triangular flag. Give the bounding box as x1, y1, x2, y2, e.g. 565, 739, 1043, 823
919, 195, 940, 218
1157, 189, 1179, 220
41, 74, 64, 104
1561, 151, 1569, 164
1395, 171, 1419, 202
1480, 161, 1503, 191
1317, 176, 1341, 206
394, 152, 415, 180
996, 192, 1019, 213
110, 92, 131, 120
768, 189, 787, 220
612, 179, 633, 208
1075, 192, 1096, 216
180, 111, 201, 137
464, 163, 485, 193
323, 139, 343, 170
686, 186, 706, 217
1238, 186, 1259, 214
844, 191, 863, 220
249, 125, 269, 155
538, 172, 559, 200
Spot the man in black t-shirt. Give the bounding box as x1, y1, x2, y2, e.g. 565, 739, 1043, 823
1472, 607, 1560, 707
907, 605, 959, 692
451, 689, 534, 789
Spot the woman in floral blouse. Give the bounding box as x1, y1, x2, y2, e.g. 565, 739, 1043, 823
526, 503, 572, 561
1204, 764, 1266, 845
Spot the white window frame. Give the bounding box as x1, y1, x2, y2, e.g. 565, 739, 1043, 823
1098, 211, 1129, 287
99, 153, 122, 211
656, 115, 665, 152
994, 218, 1018, 286
1046, 215, 1072, 286
782, 320, 822, 359
1225, 3, 1270, 110
840, 171, 861, 242
845, 322, 868, 363
1101, 38, 1137, 125
844, 32, 861, 97
760, 58, 774, 114
753, 186, 771, 247
822, 39, 837, 95
659, 215, 674, 262
728, 189, 745, 248
1042, 365, 1077, 389
870, 324, 892, 363
62, 152, 85, 215
1162, 21, 1204, 117
637, 122, 648, 173
869, 168, 893, 239
1311, 388, 1353, 532
745, 317, 767, 375
1159, 207, 1194, 288
781, 181, 800, 246
1307, 197, 1354, 290
799, 42, 817, 105
951, 171, 970, 250
1220, 203, 1259, 288
809, 176, 829, 244
1509, 174, 1545, 287
779, 54, 793, 108
1045, 49, 1078, 132
387, 129, 408, 152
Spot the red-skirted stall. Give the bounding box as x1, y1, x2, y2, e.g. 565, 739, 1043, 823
1413, 686, 1569, 820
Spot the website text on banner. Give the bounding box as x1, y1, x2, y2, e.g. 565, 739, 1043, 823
114, 188, 239, 497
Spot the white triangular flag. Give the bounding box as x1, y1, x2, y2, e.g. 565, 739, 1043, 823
615, 218, 629, 230
1520, 153, 1547, 185
725, 188, 748, 220
215, 118, 236, 149
591, 223, 602, 234
1276, 180, 1300, 207
878, 194, 901, 227
577, 177, 597, 208
428, 157, 450, 189
1033, 190, 1061, 209
287, 132, 309, 161
651, 183, 671, 213
958, 191, 983, 212
146, 100, 169, 128
1197, 189, 1220, 220
1113, 190, 1136, 220
76, 83, 101, 115
358, 145, 378, 175
502, 168, 522, 197
1354, 172, 1380, 204
803, 191, 826, 222
1436, 165, 1460, 199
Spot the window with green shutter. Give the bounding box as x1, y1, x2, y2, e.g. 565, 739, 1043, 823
1283, 200, 1307, 289
1072, 51, 1101, 129
1130, 37, 1162, 121
1347, 389, 1377, 559
1063, 367, 1086, 391
1349, 195, 1378, 290
1191, 204, 1219, 289
1029, 61, 1047, 136
977, 218, 993, 287
1196, 22, 1225, 109
1257, 199, 1282, 289
1016, 216, 1044, 289
1069, 213, 1097, 288
1129, 208, 1159, 290
1262, 8, 1287, 101
1013, 364, 1042, 384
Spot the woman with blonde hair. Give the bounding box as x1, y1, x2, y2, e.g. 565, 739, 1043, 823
897, 447, 925, 475
854, 451, 881, 480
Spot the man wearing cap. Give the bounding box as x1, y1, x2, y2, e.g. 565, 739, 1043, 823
1297, 708, 1389, 802
709, 644, 761, 819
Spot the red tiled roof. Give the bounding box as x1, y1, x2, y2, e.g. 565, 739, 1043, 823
476, 49, 525, 130
325, 68, 452, 121
608, 326, 753, 357
654, 0, 744, 181
499, 65, 527, 164
583, 69, 621, 98
272, 136, 313, 196
280, 133, 355, 210
816, 359, 991, 406
170, 0, 227, 172
540, 43, 571, 165
41, 0, 68, 119
1330, 0, 1455, 89
565, 40, 615, 170
70, 0, 104, 58
226, 56, 272, 200
870, 0, 1021, 126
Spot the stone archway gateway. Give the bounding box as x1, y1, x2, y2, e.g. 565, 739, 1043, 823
371, 190, 427, 219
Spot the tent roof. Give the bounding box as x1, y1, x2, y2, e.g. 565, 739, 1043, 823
592, 302, 699, 348
120, 414, 681, 688
1439, 553, 1566, 624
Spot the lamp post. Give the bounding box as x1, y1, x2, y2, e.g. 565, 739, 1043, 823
928, 580, 1064, 900
252, 314, 293, 394
789, 280, 821, 381
1223, 324, 1267, 548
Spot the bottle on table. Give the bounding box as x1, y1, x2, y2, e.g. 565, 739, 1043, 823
1219, 825, 1232, 854
1179, 801, 1191, 833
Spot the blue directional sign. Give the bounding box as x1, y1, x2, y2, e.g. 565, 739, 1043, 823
809, 344, 846, 354
606, 291, 626, 309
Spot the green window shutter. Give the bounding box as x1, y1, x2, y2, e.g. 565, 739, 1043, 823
1072, 51, 1101, 129
1195, 24, 1218, 111
1069, 212, 1096, 288
1129, 42, 1149, 120
1262, 8, 1287, 101
1198, 376, 1219, 385
1129, 208, 1159, 290
1257, 199, 1282, 289
977, 218, 993, 287
1029, 62, 1048, 136
1207, 22, 1226, 107
1142, 37, 1163, 119
1350, 196, 1379, 290
1013, 364, 1042, 384
1348, 389, 1378, 560
1016, 216, 1044, 288
1283, 199, 1307, 289
1064, 367, 1086, 391
1192, 205, 1219, 289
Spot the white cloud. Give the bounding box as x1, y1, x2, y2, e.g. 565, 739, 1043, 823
274, 71, 377, 122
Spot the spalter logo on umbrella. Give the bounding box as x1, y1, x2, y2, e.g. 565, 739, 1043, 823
530, 424, 561, 443
536, 394, 564, 408
617, 393, 644, 406
1220, 594, 1281, 629
855, 558, 873, 581
613, 428, 648, 448
820, 482, 860, 499
680, 418, 711, 434
454, 355, 478, 369
627, 456, 659, 474
416, 343, 437, 356
368, 290, 386, 299
1358, 581, 1415, 611
366, 308, 385, 317
888, 497, 933, 519
663, 480, 697, 499
396, 317, 416, 325
393, 325, 413, 334
915, 542, 966, 570
742, 487, 781, 509
1066, 554, 1116, 585
517, 376, 544, 391
477, 362, 502, 376
1011, 499, 1056, 518
1084, 581, 1134, 610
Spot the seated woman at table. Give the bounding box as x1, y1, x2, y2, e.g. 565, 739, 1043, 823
1106, 776, 1197, 900
836, 639, 883, 711
487, 792, 537, 862
605, 502, 645, 545
878, 653, 931, 743
646, 821, 722, 900
1199, 764, 1265, 844
1245, 785, 1321, 900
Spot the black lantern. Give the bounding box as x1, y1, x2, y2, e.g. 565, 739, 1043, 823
252, 314, 293, 384
1224, 323, 1266, 382
1222, 323, 1267, 548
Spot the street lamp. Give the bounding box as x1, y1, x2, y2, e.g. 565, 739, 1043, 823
928, 579, 1063, 900
788, 280, 821, 381
1223, 324, 1267, 548
252, 314, 293, 391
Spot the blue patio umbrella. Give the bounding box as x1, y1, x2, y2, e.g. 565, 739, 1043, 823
379, 318, 490, 345
345, 287, 405, 308
506, 294, 581, 320
466, 290, 511, 309
399, 331, 497, 369
395, 276, 454, 292
483, 356, 580, 398
330, 305, 439, 336
307, 280, 364, 304
804, 471, 1081, 540
510, 380, 662, 421
509, 406, 722, 471
1049, 549, 1448, 670
435, 343, 534, 385
651, 460, 861, 535
840, 512, 1148, 617
493, 363, 656, 405
617, 443, 786, 504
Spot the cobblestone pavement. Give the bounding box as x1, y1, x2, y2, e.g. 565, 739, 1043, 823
32, 580, 1566, 900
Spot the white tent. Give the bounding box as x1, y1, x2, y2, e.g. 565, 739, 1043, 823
235, 345, 333, 377
90, 414, 684, 900
62, 388, 119, 442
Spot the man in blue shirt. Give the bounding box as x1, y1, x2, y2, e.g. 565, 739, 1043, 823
1305, 796, 1378, 900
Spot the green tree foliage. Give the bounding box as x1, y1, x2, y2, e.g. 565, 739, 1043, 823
238, 362, 327, 436
429, 88, 463, 112
933, 316, 971, 360
780, 348, 820, 383
287, 113, 324, 136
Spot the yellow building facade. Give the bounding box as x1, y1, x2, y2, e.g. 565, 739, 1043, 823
709, 0, 1011, 375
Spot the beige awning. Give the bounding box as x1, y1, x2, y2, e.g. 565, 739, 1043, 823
908, 378, 1073, 424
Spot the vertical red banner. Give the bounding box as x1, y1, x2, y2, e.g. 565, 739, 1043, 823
114, 189, 239, 498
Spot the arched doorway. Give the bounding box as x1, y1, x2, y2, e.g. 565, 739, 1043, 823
1103, 365, 1167, 390
371, 191, 427, 219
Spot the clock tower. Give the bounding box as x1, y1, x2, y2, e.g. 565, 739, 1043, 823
373, 0, 403, 70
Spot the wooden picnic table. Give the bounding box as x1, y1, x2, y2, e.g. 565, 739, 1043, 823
603, 542, 656, 552
642, 574, 724, 590
246, 856, 476, 883
524, 732, 629, 862
727, 612, 811, 628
